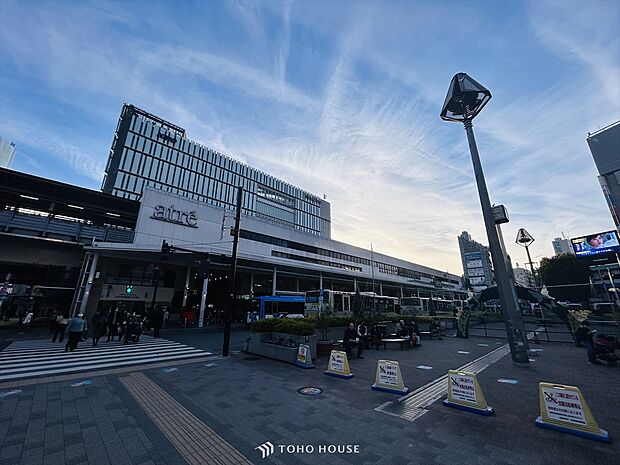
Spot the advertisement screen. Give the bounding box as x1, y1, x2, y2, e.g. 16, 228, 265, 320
571, 230, 620, 257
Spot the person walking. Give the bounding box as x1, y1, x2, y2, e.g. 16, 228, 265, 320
106, 308, 119, 341
51, 312, 69, 342
91, 309, 107, 346
65, 313, 87, 352
22, 311, 34, 331
152, 306, 164, 339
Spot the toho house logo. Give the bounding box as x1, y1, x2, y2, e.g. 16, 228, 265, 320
255, 442, 275, 459
255, 441, 360, 459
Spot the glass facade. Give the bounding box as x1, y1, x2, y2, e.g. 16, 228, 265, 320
102, 104, 330, 236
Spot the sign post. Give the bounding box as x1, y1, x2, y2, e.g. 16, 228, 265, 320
324, 350, 353, 379
535, 382, 610, 442
294, 344, 315, 369
443, 370, 493, 416
371, 360, 408, 394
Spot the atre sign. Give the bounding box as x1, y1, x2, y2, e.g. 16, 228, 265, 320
151, 205, 198, 228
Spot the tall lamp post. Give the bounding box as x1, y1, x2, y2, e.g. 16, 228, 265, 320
516, 228, 536, 286
441, 73, 530, 363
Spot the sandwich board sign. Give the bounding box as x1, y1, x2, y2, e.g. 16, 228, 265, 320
371, 360, 408, 394
294, 344, 315, 369
324, 350, 353, 379
535, 382, 610, 442
443, 370, 493, 416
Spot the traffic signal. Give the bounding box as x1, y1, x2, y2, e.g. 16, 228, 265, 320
161, 240, 172, 255
125, 285, 133, 294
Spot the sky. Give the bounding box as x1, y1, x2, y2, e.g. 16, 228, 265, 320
1, 0, 619, 276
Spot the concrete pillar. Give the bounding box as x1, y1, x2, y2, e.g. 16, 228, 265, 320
182, 264, 192, 307
319, 272, 323, 290
78, 252, 99, 316
272, 267, 277, 296
198, 276, 209, 328
353, 277, 357, 292
379, 282, 383, 295
296, 277, 300, 293
400, 285, 403, 299
250, 272, 254, 296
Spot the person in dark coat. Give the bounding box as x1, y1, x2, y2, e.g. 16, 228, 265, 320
107, 308, 120, 341
343, 322, 362, 359
91, 310, 107, 346
575, 320, 600, 364
152, 306, 165, 338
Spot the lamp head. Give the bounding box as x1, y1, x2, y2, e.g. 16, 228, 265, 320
516, 228, 535, 247
440, 73, 492, 122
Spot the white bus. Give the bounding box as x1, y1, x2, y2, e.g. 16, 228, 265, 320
304, 290, 398, 316
399, 297, 460, 316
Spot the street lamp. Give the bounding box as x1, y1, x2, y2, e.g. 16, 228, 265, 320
516, 228, 536, 285
441, 73, 530, 363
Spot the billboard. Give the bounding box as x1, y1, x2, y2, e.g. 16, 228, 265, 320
571, 230, 620, 257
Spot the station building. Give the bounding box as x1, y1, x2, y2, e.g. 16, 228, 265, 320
0, 104, 465, 323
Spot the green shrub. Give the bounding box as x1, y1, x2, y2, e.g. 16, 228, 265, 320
251, 318, 315, 336
251, 319, 277, 333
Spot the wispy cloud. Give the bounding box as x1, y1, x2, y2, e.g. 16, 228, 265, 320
1, 0, 619, 275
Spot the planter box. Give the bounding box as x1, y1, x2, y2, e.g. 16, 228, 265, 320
248, 332, 316, 364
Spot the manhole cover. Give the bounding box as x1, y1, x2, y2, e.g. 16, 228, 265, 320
297, 387, 323, 396
243, 356, 260, 361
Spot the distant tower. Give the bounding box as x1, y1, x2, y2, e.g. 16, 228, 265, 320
551, 237, 573, 256
587, 121, 620, 230
0, 137, 16, 168
458, 231, 494, 290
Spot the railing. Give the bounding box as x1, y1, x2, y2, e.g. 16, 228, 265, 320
467, 316, 619, 343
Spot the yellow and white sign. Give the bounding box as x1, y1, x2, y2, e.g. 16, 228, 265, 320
372, 360, 408, 394
443, 370, 493, 416
324, 350, 353, 379
535, 382, 609, 442
294, 344, 315, 369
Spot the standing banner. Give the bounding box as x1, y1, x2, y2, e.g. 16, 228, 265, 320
324, 350, 353, 379
371, 360, 408, 394
294, 344, 315, 369
535, 382, 610, 442
443, 370, 493, 416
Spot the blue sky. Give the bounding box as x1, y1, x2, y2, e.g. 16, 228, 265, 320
1, 0, 619, 274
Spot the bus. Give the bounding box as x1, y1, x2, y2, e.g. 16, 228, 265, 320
304, 290, 398, 316
399, 297, 460, 316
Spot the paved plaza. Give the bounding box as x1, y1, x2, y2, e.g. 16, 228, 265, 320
1, 329, 619, 465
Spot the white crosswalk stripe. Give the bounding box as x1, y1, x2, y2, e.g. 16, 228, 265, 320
0, 336, 212, 381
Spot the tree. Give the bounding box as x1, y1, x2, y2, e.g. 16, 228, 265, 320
538, 254, 591, 303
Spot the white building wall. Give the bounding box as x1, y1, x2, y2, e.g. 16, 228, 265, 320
129, 187, 462, 291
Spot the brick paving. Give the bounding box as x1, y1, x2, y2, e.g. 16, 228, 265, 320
1, 329, 619, 465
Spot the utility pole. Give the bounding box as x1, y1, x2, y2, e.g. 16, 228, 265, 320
149, 240, 170, 315
222, 188, 243, 357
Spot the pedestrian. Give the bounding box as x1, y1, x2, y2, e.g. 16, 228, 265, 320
65, 313, 87, 352
153, 306, 164, 338
22, 311, 34, 330
574, 320, 600, 365
51, 312, 69, 342
357, 320, 368, 353
163, 308, 169, 328
91, 309, 107, 346
107, 308, 119, 341
343, 322, 362, 359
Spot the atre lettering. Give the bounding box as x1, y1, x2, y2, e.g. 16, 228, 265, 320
151, 205, 198, 228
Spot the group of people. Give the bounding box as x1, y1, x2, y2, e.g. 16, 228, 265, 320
50, 306, 168, 352
342, 319, 436, 359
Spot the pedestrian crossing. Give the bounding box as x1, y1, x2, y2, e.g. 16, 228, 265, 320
0, 336, 213, 382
